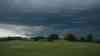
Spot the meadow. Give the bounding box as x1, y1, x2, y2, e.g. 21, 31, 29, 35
0, 40, 100, 56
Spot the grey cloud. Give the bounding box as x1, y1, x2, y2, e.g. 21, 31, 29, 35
0, 0, 99, 16
78, 8, 100, 33
0, 0, 99, 37
0, 24, 48, 37
0, 16, 49, 26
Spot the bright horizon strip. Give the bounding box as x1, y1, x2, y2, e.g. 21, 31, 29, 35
0, 24, 48, 38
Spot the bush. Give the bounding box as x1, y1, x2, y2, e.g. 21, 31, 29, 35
86, 33, 93, 42
31, 36, 45, 41
47, 34, 59, 42
64, 33, 77, 41
0, 37, 9, 41
96, 40, 100, 43
7, 37, 24, 40
80, 36, 85, 42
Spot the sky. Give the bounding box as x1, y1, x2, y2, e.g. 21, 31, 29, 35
0, 0, 100, 38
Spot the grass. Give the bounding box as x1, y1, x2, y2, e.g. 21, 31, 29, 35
0, 40, 100, 56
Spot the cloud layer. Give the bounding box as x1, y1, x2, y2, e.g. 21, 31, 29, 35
0, 24, 48, 37
0, 0, 99, 38
0, 0, 99, 16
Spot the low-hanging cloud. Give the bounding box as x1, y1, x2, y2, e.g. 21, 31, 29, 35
0, 24, 48, 37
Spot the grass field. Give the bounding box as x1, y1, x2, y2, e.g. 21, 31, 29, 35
0, 40, 100, 56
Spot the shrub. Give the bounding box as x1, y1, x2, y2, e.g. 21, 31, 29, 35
7, 37, 23, 40
31, 36, 45, 41
80, 36, 85, 42
0, 37, 9, 41
96, 40, 100, 43
86, 33, 93, 42
47, 34, 59, 42
64, 33, 77, 41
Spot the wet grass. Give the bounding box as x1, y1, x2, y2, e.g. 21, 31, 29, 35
0, 40, 100, 56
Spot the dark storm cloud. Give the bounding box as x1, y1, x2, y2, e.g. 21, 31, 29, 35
78, 8, 100, 33
0, 0, 99, 37
0, 16, 48, 26
0, 0, 99, 16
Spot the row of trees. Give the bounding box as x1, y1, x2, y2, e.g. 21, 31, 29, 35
31, 33, 94, 42
0, 33, 99, 43
0, 36, 26, 41
31, 34, 59, 41
64, 33, 93, 42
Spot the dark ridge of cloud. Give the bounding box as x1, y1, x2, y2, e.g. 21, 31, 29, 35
0, 16, 49, 26
0, 16, 80, 27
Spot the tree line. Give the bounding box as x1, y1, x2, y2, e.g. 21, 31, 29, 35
31, 33, 95, 42
0, 33, 100, 43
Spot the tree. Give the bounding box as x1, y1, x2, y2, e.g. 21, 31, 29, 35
80, 36, 85, 42
0, 37, 9, 41
86, 33, 93, 42
96, 40, 100, 43
31, 37, 39, 41
31, 36, 45, 41
47, 34, 59, 42
64, 33, 77, 41
8, 37, 15, 40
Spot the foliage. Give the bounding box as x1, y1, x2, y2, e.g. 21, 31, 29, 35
47, 34, 59, 42
64, 33, 77, 41
80, 36, 85, 42
31, 36, 45, 41
86, 33, 93, 42
0, 37, 25, 41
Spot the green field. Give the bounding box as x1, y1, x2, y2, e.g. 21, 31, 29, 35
0, 40, 100, 56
